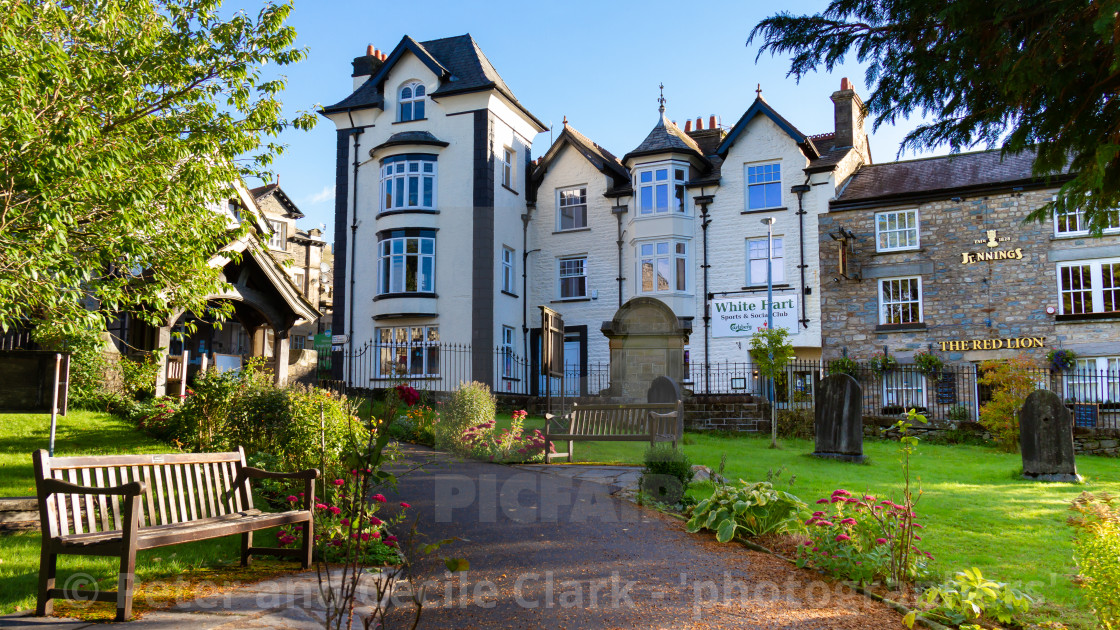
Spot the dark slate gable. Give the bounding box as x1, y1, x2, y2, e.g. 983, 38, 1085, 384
530, 123, 629, 197
832, 149, 1068, 208
250, 183, 304, 219
716, 96, 810, 158
321, 34, 544, 130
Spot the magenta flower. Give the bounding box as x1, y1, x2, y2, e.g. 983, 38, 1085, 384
839, 518, 857, 526
815, 520, 835, 527
812, 511, 825, 517
832, 489, 852, 497
372, 494, 386, 503
384, 540, 397, 548
333, 479, 345, 486
400, 501, 411, 508
340, 518, 350, 526
369, 516, 383, 526
385, 535, 398, 542
875, 538, 888, 544
816, 499, 830, 504
329, 506, 341, 516
835, 534, 851, 542
315, 503, 328, 510
287, 495, 298, 503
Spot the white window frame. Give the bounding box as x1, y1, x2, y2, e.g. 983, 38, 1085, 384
267, 219, 287, 250
398, 81, 426, 122
745, 161, 782, 211
376, 326, 440, 377
501, 147, 515, 189
501, 325, 516, 378
746, 236, 785, 286
501, 246, 515, 293
1063, 357, 1120, 404
558, 256, 587, 299
878, 276, 923, 325
557, 186, 588, 231
882, 368, 927, 410
1054, 205, 1120, 237
380, 155, 437, 212
1057, 257, 1120, 315
638, 239, 689, 294
634, 161, 688, 215
875, 208, 920, 252
377, 232, 436, 295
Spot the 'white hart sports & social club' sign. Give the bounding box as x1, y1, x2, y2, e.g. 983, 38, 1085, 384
711, 295, 798, 338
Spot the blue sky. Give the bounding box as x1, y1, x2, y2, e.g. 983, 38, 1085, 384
238, 0, 946, 237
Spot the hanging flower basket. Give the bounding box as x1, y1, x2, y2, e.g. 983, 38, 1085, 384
1046, 348, 1077, 372
912, 350, 944, 376
826, 356, 861, 378
868, 352, 899, 374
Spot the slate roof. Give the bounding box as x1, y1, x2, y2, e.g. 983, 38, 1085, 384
529, 122, 630, 200
250, 184, 304, 219
623, 113, 707, 163
370, 130, 450, 153
833, 149, 1066, 207
321, 34, 544, 130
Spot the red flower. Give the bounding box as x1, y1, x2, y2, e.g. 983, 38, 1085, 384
395, 384, 421, 406
372, 494, 386, 503
400, 502, 411, 508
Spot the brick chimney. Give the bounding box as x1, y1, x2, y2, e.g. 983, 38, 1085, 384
351, 44, 385, 90
831, 77, 868, 161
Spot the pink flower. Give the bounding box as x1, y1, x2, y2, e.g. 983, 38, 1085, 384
287, 495, 298, 503
835, 534, 851, 542
371, 531, 381, 539
329, 506, 341, 516
400, 502, 411, 508
839, 518, 857, 525
384, 540, 397, 548
815, 520, 835, 527
315, 503, 328, 510
395, 384, 421, 406
341, 518, 350, 526
812, 511, 825, 517
369, 516, 383, 526
333, 479, 345, 486
806, 517, 817, 525
372, 494, 386, 503
863, 495, 875, 502
913, 535, 921, 540
875, 538, 888, 545
816, 499, 830, 504
385, 535, 398, 542
832, 489, 852, 497
360, 533, 371, 542
811, 547, 819, 552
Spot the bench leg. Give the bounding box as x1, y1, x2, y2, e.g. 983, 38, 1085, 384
35, 546, 56, 616
241, 531, 253, 566
568, 440, 574, 464
300, 517, 313, 569
116, 543, 137, 621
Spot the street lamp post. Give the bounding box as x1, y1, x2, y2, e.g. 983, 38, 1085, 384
761, 217, 777, 447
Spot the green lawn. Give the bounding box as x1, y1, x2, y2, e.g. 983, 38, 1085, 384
0, 411, 287, 617
501, 412, 1116, 628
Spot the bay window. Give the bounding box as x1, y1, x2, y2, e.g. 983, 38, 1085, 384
636, 163, 687, 214
377, 229, 435, 295
639, 240, 688, 293
376, 326, 439, 377
380, 154, 437, 212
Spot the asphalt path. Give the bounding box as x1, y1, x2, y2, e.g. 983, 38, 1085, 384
381, 445, 905, 630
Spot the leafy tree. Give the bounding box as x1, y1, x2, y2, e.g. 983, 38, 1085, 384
978, 355, 1040, 452
0, 0, 316, 335
750, 0, 1120, 235
750, 325, 795, 448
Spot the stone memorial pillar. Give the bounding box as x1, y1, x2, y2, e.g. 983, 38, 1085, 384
600, 297, 691, 402
1019, 389, 1081, 482
812, 373, 865, 463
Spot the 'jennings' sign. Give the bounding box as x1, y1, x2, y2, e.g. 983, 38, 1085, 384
712, 295, 798, 338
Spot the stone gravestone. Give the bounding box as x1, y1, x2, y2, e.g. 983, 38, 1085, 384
1019, 390, 1081, 482
812, 373, 865, 463
600, 297, 691, 402
647, 375, 681, 404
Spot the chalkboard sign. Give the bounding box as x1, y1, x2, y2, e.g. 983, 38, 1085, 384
1073, 403, 1099, 428
935, 371, 957, 405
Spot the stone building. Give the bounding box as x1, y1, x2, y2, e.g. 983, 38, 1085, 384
819, 149, 1120, 411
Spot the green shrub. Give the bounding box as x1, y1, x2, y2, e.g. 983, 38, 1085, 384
436, 381, 496, 454
909, 567, 1032, 628
776, 408, 814, 440
686, 480, 806, 542
1069, 492, 1120, 629
640, 445, 693, 504
978, 355, 1039, 451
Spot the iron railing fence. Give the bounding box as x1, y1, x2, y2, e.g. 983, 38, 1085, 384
318, 344, 1120, 426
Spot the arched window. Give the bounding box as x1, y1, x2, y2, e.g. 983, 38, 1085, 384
399, 82, 426, 122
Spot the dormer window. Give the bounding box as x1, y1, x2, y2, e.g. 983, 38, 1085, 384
399, 82, 426, 122
635, 161, 688, 215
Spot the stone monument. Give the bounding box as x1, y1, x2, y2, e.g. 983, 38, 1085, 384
600, 297, 691, 402
1019, 389, 1081, 482
812, 373, 865, 463
647, 375, 681, 404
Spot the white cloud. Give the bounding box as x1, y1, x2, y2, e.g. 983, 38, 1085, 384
307, 185, 334, 205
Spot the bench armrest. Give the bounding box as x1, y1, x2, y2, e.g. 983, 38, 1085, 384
223, 466, 320, 509
39, 478, 146, 497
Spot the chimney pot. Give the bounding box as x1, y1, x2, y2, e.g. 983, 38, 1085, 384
695, 116, 703, 130
366, 44, 375, 56
841, 77, 852, 91
684, 120, 692, 132
709, 114, 717, 129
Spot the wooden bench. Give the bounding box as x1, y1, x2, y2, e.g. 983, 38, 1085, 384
33, 447, 318, 621
543, 401, 684, 462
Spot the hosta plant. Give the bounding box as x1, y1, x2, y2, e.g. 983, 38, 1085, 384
904, 567, 1032, 628
685, 480, 806, 543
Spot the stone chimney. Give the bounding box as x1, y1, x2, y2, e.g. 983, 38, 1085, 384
351, 44, 385, 90
831, 77, 868, 161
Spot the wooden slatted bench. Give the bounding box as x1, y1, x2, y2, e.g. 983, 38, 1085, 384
33, 447, 318, 621
543, 401, 684, 463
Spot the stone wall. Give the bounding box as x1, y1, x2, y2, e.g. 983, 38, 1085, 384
868, 415, 1120, 457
